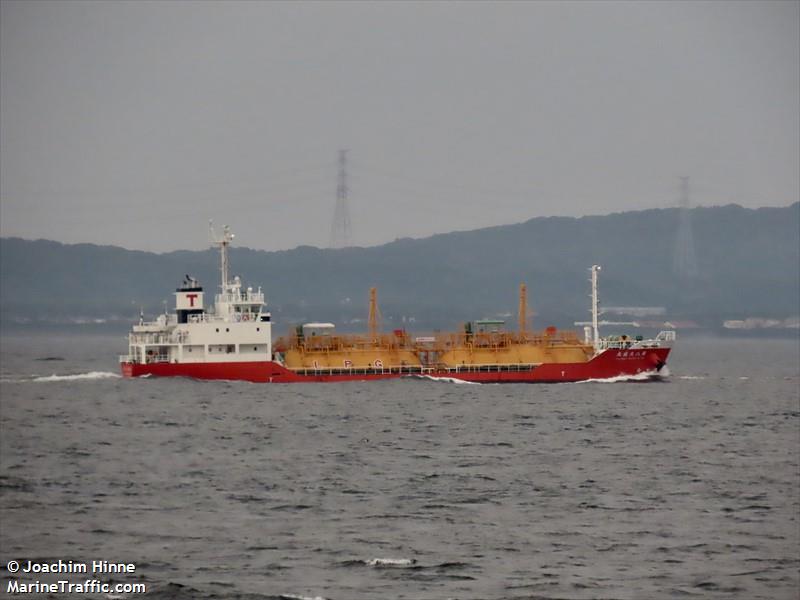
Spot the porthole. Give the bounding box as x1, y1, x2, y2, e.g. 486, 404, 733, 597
226, 328, 229, 332
215, 328, 219, 333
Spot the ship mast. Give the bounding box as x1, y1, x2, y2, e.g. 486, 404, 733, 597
210, 221, 234, 292
368, 287, 381, 341
518, 283, 528, 338
590, 265, 601, 351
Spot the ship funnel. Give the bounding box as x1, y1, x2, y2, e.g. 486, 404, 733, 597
175, 277, 204, 324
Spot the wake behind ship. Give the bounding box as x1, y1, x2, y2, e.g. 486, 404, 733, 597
120, 226, 674, 383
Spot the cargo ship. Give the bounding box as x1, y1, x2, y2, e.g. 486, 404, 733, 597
120, 225, 674, 383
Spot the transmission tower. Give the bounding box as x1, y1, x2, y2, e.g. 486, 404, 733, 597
672, 176, 698, 279
329, 149, 352, 248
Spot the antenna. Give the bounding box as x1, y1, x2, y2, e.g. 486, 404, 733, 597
210, 220, 235, 292
590, 265, 601, 351
329, 149, 352, 248
673, 176, 698, 279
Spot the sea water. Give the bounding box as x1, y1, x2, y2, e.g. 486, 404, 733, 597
0, 332, 798, 599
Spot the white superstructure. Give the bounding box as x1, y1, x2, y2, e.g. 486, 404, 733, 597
120, 224, 272, 366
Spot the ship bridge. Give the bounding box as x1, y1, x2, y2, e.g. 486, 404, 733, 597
213, 277, 268, 323
208, 223, 269, 323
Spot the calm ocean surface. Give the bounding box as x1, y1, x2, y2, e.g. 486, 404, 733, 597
1, 332, 798, 600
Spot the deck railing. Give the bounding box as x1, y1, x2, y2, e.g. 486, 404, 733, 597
289, 364, 424, 376
278, 329, 586, 353
187, 312, 261, 324
129, 331, 188, 345
215, 292, 265, 305
287, 362, 540, 376
596, 330, 676, 350
119, 353, 169, 364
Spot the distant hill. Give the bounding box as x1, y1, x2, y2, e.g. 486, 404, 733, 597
1, 203, 798, 333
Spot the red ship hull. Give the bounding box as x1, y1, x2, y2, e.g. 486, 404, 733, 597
121, 347, 670, 383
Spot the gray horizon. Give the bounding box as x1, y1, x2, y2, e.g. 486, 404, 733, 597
1, 0, 798, 252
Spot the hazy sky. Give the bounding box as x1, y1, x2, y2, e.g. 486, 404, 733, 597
1, 0, 798, 252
